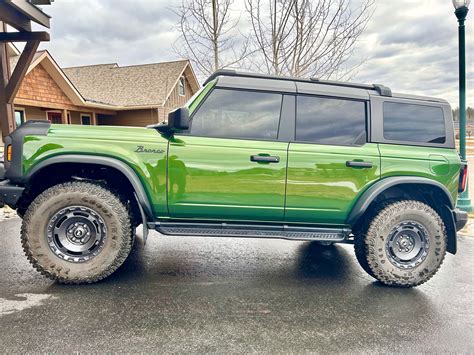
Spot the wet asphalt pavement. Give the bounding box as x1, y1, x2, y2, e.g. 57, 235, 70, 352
0, 218, 473, 353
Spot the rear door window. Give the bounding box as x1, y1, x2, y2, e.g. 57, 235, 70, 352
383, 102, 446, 144
296, 95, 367, 145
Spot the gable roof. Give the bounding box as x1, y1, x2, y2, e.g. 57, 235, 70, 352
63, 60, 200, 107
10, 50, 45, 72
10, 50, 86, 106
9, 50, 201, 110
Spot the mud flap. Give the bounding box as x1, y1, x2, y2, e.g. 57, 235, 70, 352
134, 193, 149, 245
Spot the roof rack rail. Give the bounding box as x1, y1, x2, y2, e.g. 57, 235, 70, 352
204, 69, 392, 97
309, 78, 392, 97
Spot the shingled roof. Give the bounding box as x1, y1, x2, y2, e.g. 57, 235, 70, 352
10, 50, 45, 71
63, 59, 199, 107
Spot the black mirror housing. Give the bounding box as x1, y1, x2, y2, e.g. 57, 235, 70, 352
168, 107, 190, 131
152, 107, 190, 134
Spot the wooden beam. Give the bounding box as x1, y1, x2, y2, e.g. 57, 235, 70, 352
92, 112, 98, 125
0, 31, 50, 42
6, 0, 51, 29
6, 40, 40, 103
0, 35, 16, 138
0, 3, 31, 32
30, 0, 53, 5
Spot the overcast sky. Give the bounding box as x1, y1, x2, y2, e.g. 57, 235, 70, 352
35, 0, 473, 107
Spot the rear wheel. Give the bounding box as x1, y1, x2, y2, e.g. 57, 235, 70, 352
21, 182, 133, 284
354, 200, 447, 287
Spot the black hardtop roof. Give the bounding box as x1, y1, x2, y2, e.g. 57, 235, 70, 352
204, 69, 393, 97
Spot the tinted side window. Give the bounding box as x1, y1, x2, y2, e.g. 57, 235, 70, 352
383, 102, 446, 143
190, 89, 282, 140
296, 96, 366, 145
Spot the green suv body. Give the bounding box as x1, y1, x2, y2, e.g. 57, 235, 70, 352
0, 70, 468, 286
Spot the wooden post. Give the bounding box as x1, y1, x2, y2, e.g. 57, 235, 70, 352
62, 109, 68, 124
92, 112, 97, 126
0, 22, 15, 140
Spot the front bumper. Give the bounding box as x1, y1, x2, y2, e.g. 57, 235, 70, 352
0, 161, 5, 180
0, 178, 24, 209
453, 208, 468, 232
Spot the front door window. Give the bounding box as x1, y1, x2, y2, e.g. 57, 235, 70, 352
188, 88, 283, 140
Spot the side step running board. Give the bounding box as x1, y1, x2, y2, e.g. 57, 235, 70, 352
151, 222, 351, 242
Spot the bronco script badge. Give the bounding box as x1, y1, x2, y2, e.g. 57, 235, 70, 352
134, 146, 165, 154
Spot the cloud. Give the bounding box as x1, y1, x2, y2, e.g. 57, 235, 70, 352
38, 0, 181, 67
34, 0, 473, 107
353, 0, 473, 107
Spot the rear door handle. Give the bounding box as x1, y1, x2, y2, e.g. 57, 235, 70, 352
251, 155, 280, 163
346, 161, 373, 168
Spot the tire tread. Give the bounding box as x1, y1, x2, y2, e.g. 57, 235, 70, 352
21, 181, 133, 284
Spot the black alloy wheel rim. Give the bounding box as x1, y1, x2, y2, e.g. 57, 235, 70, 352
385, 221, 430, 269
47, 206, 107, 263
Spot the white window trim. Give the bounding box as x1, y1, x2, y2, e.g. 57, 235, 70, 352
80, 113, 92, 125
178, 77, 185, 97
14, 107, 26, 125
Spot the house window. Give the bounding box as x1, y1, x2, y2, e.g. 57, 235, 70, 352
47, 112, 63, 124
178, 77, 185, 96
81, 114, 92, 125
14, 109, 25, 127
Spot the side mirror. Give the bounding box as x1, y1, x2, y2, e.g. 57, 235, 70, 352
155, 107, 189, 134
169, 107, 190, 131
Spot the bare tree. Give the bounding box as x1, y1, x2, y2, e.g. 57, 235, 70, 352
245, 0, 374, 80
173, 0, 249, 79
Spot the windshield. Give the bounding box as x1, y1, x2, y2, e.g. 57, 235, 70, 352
186, 80, 216, 114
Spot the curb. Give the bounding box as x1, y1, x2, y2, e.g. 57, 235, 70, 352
460, 219, 474, 237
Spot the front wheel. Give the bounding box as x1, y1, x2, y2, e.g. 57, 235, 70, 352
355, 200, 447, 287
21, 182, 134, 284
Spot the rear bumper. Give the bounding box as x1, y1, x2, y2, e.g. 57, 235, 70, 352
453, 208, 468, 232
0, 178, 24, 209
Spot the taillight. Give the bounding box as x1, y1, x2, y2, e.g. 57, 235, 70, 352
459, 162, 468, 193
6, 145, 12, 162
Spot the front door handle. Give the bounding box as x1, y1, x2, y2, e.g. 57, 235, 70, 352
251, 155, 280, 163
346, 161, 373, 168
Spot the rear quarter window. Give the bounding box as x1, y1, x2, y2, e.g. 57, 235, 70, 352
383, 102, 446, 144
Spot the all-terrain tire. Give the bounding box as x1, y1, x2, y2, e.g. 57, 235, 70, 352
21, 181, 133, 284
355, 200, 447, 287
354, 232, 375, 278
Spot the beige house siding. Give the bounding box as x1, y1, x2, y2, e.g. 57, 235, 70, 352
100, 109, 160, 127
160, 72, 195, 123
17, 64, 75, 108
24, 106, 47, 120
69, 111, 81, 124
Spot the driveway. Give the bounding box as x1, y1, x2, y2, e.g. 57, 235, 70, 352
0, 218, 473, 353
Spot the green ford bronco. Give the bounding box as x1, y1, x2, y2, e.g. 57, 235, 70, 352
0, 70, 468, 287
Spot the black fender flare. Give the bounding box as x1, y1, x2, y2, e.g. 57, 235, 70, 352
346, 176, 455, 226
25, 154, 154, 219
346, 176, 457, 254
